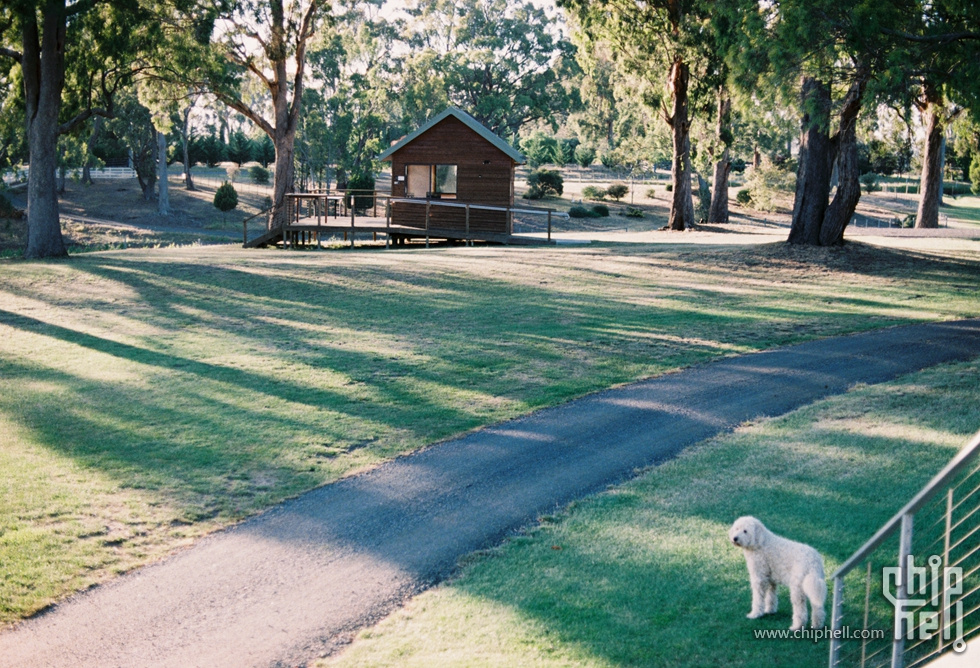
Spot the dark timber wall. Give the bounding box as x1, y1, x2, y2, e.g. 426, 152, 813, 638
387, 116, 517, 234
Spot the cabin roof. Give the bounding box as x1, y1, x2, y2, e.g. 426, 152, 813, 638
378, 107, 526, 165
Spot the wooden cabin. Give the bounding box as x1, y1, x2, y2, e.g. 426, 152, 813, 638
378, 107, 526, 236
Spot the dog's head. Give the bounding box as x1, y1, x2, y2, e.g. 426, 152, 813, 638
729, 516, 766, 549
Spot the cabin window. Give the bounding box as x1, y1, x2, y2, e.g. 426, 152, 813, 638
405, 164, 457, 199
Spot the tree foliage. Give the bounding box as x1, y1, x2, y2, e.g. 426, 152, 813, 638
401, 0, 576, 138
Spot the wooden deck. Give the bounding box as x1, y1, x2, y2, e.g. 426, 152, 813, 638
244, 215, 553, 249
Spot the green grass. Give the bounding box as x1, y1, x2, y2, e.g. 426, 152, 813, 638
323, 358, 980, 668
0, 239, 978, 625
943, 195, 980, 226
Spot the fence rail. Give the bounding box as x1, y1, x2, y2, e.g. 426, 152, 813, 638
829, 428, 980, 668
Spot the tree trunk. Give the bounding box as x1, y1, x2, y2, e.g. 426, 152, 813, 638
938, 133, 946, 206
666, 55, 696, 231
819, 76, 867, 245
157, 130, 170, 216
23, 0, 69, 259
270, 126, 296, 229
181, 105, 195, 190
708, 89, 731, 224
915, 91, 944, 229
788, 77, 834, 245
82, 116, 102, 185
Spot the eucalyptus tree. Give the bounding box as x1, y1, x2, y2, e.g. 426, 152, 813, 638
727, 0, 912, 246
562, 0, 720, 230
884, 1, 980, 228
156, 0, 324, 228
0, 0, 150, 258
301, 0, 398, 188
402, 0, 575, 139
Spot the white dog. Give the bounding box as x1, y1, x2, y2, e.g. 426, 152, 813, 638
729, 516, 826, 630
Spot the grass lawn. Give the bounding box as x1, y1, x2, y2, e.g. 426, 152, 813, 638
1, 237, 979, 627
323, 357, 980, 668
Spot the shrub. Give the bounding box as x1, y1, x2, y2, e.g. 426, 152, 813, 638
0, 191, 23, 219
599, 151, 618, 169
520, 131, 559, 168
901, 214, 916, 228
860, 172, 880, 194
605, 183, 629, 201
646, 187, 657, 199
574, 145, 596, 168
970, 153, 980, 195
743, 163, 796, 212
624, 206, 644, 218
249, 165, 270, 185
582, 185, 606, 201
730, 157, 747, 173
665, 183, 673, 192
568, 205, 597, 218
591, 204, 610, 217
525, 169, 563, 199
346, 173, 375, 210
695, 176, 711, 221
736, 189, 752, 205
213, 182, 238, 212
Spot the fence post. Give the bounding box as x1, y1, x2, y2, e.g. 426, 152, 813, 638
940, 489, 953, 653
385, 199, 391, 249
892, 513, 914, 668
830, 574, 845, 668
547, 210, 552, 243
350, 193, 355, 249
425, 199, 430, 249
465, 204, 470, 247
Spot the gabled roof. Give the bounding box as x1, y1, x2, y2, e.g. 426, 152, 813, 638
378, 107, 526, 165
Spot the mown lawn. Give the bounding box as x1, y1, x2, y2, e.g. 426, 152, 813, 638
1, 238, 978, 625
324, 357, 980, 668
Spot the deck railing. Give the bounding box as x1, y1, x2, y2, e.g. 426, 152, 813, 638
828, 428, 980, 668
280, 192, 563, 248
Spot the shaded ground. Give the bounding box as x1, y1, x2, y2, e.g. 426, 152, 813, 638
1, 319, 977, 668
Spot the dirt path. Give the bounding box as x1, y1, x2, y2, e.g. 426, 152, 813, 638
2, 320, 979, 668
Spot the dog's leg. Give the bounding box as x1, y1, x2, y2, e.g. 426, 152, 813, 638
746, 560, 767, 619
803, 573, 826, 628
789, 585, 809, 630
763, 581, 778, 615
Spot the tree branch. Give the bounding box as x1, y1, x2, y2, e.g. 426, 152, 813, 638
0, 46, 22, 63
213, 92, 274, 138
882, 28, 980, 43
59, 107, 111, 135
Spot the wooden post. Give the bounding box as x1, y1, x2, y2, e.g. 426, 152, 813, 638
547, 210, 552, 243
385, 199, 391, 249
350, 193, 355, 249
425, 199, 430, 249
465, 204, 470, 247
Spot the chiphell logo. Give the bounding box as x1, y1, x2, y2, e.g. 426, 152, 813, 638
882, 555, 965, 653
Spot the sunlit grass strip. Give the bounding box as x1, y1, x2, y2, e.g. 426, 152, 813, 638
324, 359, 980, 668
0, 240, 978, 625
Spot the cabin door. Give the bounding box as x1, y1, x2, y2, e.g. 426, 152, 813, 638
406, 165, 430, 198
